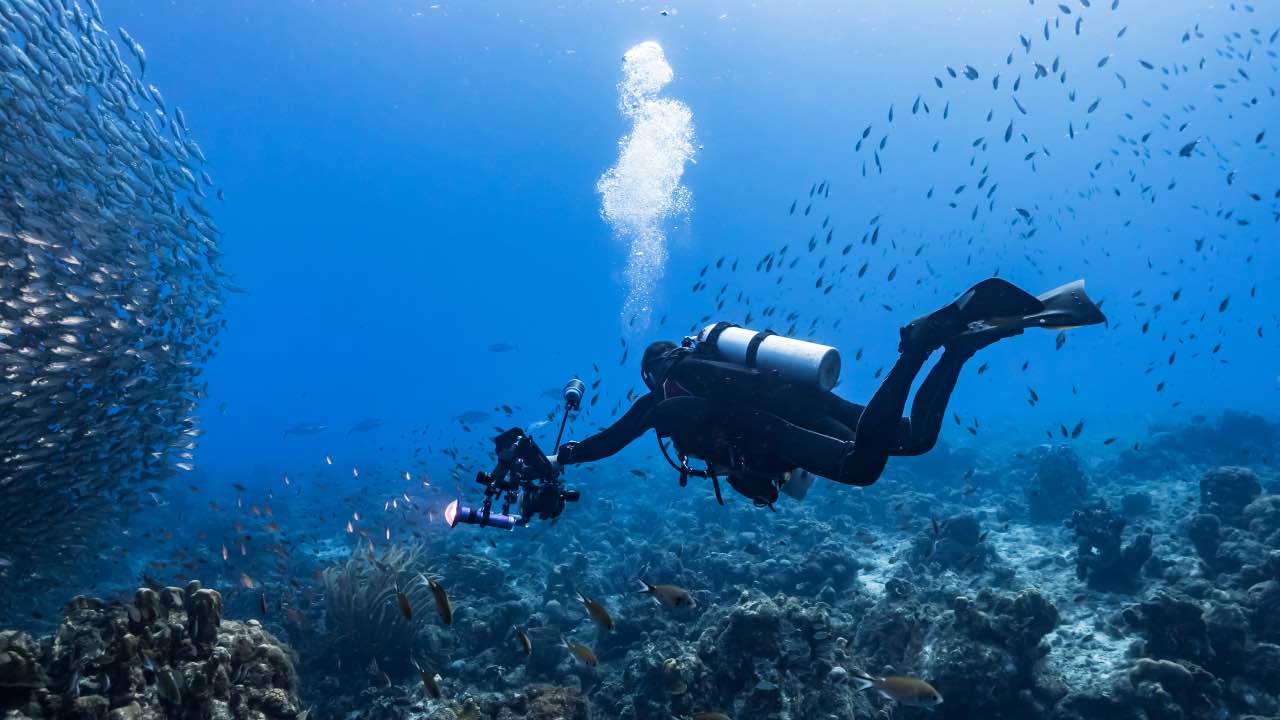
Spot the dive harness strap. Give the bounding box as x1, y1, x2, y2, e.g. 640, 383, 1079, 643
657, 436, 724, 506
743, 329, 776, 370
700, 321, 735, 349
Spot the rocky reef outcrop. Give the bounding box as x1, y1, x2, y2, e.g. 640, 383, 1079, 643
1201, 466, 1262, 527
10, 416, 1280, 720
0, 582, 303, 720
913, 589, 1060, 719
1067, 502, 1154, 592
1027, 446, 1090, 523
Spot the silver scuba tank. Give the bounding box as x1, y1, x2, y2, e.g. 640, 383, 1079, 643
697, 324, 842, 390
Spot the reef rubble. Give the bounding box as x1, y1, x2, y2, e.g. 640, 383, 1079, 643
5, 414, 1280, 720
0, 581, 304, 720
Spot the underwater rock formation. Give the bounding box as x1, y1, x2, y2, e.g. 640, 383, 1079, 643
1201, 466, 1262, 527
0, 581, 302, 719
921, 589, 1060, 719
1120, 492, 1152, 517
1188, 513, 1223, 567
1144, 411, 1280, 466
1027, 446, 1089, 523
347, 683, 589, 720
627, 591, 876, 720
1067, 502, 1154, 592
908, 513, 992, 571
853, 581, 933, 672
1122, 592, 1216, 667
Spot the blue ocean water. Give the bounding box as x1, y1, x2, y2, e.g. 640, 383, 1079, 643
101, 0, 1276, 477
2, 1, 1279, 718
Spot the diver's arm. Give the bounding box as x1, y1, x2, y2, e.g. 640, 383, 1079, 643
558, 392, 659, 465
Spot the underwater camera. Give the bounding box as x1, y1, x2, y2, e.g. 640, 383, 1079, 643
445, 379, 584, 530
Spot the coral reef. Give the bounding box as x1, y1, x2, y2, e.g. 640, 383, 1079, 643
321, 544, 435, 667
1120, 492, 1152, 517
1200, 466, 1262, 527
0, 582, 302, 719
1122, 592, 1216, 667
908, 513, 993, 571
1027, 445, 1090, 523
919, 590, 1060, 719
9, 414, 1280, 720
1067, 502, 1154, 592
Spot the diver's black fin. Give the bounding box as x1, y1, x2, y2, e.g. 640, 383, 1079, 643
959, 279, 1106, 335
900, 278, 1044, 354
1028, 279, 1106, 329
942, 279, 1105, 354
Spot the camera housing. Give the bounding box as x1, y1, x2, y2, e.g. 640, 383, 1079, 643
446, 427, 579, 530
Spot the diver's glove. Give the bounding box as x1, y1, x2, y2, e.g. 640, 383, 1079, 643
554, 441, 579, 467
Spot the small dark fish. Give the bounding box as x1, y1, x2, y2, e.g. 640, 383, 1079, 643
348, 418, 384, 434
414, 661, 441, 698
156, 668, 182, 705
514, 626, 532, 655
576, 592, 615, 630
422, 575, 453, 625
487, 342, 517, 352
852, 672, 943, 707
282, 423, 327, 438
396, 589, 413, 621
565, 638, 598, 666
1178, 139, 1198, 157
636, 580, 696, 608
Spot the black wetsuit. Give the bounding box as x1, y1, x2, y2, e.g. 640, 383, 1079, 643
558, 345, 973, 487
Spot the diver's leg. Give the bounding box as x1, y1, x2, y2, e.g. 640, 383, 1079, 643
893, 348, 971, 456
811, 392, 866, 432
836, 349, 931, 485
739, 410, 853, 481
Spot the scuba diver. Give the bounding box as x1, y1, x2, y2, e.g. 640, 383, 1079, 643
551, 278, 1106, 506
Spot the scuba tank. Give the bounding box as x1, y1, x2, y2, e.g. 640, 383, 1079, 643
697, 323, 841, 391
